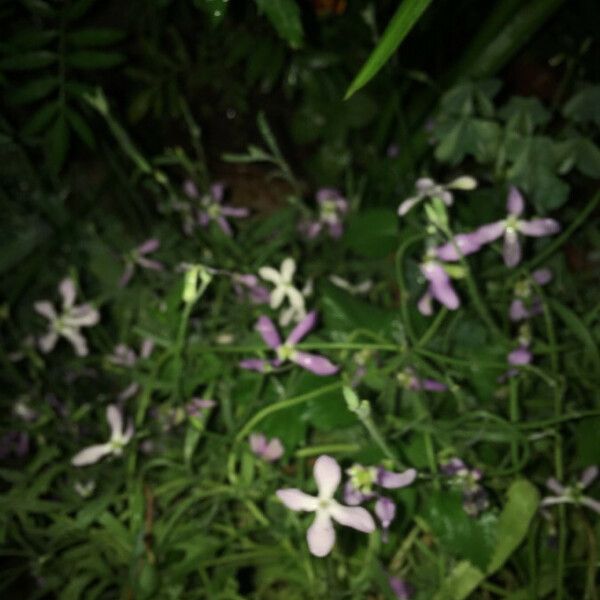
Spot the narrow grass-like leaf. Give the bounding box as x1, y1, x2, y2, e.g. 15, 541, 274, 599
255, 0, 303, 49
66, 28, 126, 46
65, 50, 124, 69
345, 0, 433, 100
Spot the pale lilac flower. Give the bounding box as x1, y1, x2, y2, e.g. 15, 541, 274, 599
509, 268, 552, 321
232, 274, 270, 305
186, 398, 216, 417
344, 464, 417, 536
249, 433, 284, 462
397, 368, 447, 392
418, 259, 460, 315
119, 239, 164, 287
279, 278, 313, 327
508, 345, 532, 366
541, 467, 600, 515
71, 405, 133, 467
398, 176, 477, 216
443, 187, 560, 267
329, 275, 373, 295
300, 188, 349, 239
189, 181, 249, 236
258, 258, 307, 325
389, 576, 415, 599
277, 455, 376, 557
441, 458, 489, 517
108, 340, 154, 400
34, 278, 100, 356
239, 312, 338, 376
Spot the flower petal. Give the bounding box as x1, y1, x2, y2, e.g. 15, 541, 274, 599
545, 477, 566, 495
475, 220, 506, 244
61, 328, 89, 356
508, 346, 532, 366
343, 482, 367, 506
375, 496, 396, 528
107, 405, 123, 439
216, 216, 233, 236
136, 257, 164, 271
580, 497, 600, 515
415, 178, 434, 193
276, 488, 319, 511
397, 196, 421, 216
39, 330, 59, 353
59, 278, 77, 309
221, 206, 249, 218
137, 238, 160, 254
518, 218, 560, 237
507, 186, 524, 216
286, 286, 306, 314
34, 301, 56, 321
314, 455, 341, 499
422, 379, 448, 392
249, 433, 266, 455
280, 257, 296, 282
71, 443, 113, 466
183, 180, 198, 198
211, 182, 225, 203
532, 268, 552, 286
329, 502, 376, 533
503, 229, 522, 268
262, 437, 284, 462
119, 262, 135, 287
239, 358, 272, 372
286, 311, 317, 345
436, 232, 484, 261
270, 286, 286, 310
579, 466, 598, 489
258, 266, 282, 285
422, 264, 460, 310
509, 299, 529, 321
307, 511, 336, 557
291, 351, 338, 375
256, 316, 281, 349
64, 304, 100, 327
447, 175, 477, 190
417, 292, 433, 316
377, 467, 417, 489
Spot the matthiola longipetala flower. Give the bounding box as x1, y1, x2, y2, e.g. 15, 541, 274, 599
71, 405, 133, 467
240, 312, 338, 376
185, 180, 249, 236
108, 339, 154, 400
34, 278, 100, 356
277, 455, 376, 557
301, 188, 348, 239
397, 368, 447, 392
249, 433, 284, 462
389, 576, 415, 600
259, 257, 307, 325
509, 268, 552, 321
441, 458, 489, 517
541, 466, 600, 515
344, 464, 417, 538
437, 186, 560, 267
398, 175, 477, 216
329, 275, 373, 295
418, 254, 461, 315
232, 274, 270, 305
119, 239, 164, 287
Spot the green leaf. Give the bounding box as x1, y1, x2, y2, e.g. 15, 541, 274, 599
563, 85, 600, 127
435, 117, 501, 165
0, 51, 56, 70
6, 76, 58, 104
255, 0, 303, 49
66, 28, 126, 46
46, 113, 69, 174
344, 208, 398, 258
66, 107, 95, 148
345, 0, 433, 99
433, 479, 539, 600
498, 96, 550, 134
65, 50, 124, 69
555, 136, 600, 178
548, 299, 600, 371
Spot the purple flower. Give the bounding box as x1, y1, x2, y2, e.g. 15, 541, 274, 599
108, 340, 154, 400
277, 455, 376, 557
34, 278, 100, 356
119, 239, 164, 287
398, 176, 477, 217
232, 273, 270, 305
249, 433, 284, 462
389, 576, 415, 600
509, 268, 552, 321
441, 457, 489, 517
186, 398, 216, 417
397, 368, 447, 392
440, 186, 560, 267
418, 260, 460, 315
344, 464, 417, 535
240, 312, 338, 376
508, 345, 532, 366
300, 188, 349, 239
541, 467, 600, 515
188, 181, 249, 236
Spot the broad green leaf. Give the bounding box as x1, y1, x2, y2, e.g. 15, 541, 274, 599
0, 51, 56, 70
66, 50, 124, 69
46, 113, 69, 174
6, 76, 57, 104
5, 29, 57, 49
345, 0, 433, 99
435, 117, 501, 165
66, 107, 95, 148
563, 85, 600, 127
255, 0, 303, 49
556, 136, 600, 178
66, 28, 126, 46
498, 96, 550, 134
344, 208, 398, 258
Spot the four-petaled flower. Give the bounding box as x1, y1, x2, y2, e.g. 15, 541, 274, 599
509, 268, 552, 321
397, 368, 447, 392
440, 458, 490, 517
119, 239, 164, 287
398, 176, 477, 216
249, 433, 284, 462
259, 258, 307, 325
277, 455, 376, 556
34, 278, 100, 356
389, 576, 415, 600
301, 188, 349, 239
232, 273, 270, 305
437, 186, 560, 267
186, 181, 249, 236
541, 466, 600, 515
240, 312, 338, 376
418, 258, 460, 316
71, 405, 133, 466
108, 339, 154, 400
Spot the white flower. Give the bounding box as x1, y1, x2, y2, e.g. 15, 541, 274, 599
74, 480, 96, 498
259, 258, 306, 325
398, 176, 477, 216
71, 405, 133, 467
34, 278, 100, 356
329, 275, 373, 295
277, 455, 375, 557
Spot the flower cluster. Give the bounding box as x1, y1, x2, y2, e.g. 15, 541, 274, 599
441, 457, 489, 517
